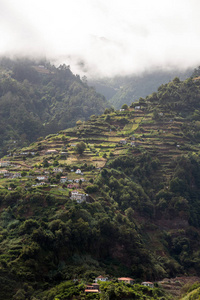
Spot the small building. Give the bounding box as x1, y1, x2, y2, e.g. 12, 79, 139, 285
71, 190, 87, 203
92, 283, 99, 290
135, 106, 141, 110
53, 167, 63, 173
74, 178, 81, 183
12, 173, 22, 178
141, 282, 154, 288
20, 152, 29, 156
60, 151, 68, 157
39, 182, 46, 185
119, 139, 127, 145
158, 112, 163, 116
45, 149, 58, 155
85, 286, 99, 294
75, 169, 81, 174
119, 108, 125, 112
0, 169, 8, 174
94, 275, 108, 283
4, 172, 13, 177
0, 161, 10, 167
60, 176, 68, 183
118, 277, 135, 285
37, 176, 48, 181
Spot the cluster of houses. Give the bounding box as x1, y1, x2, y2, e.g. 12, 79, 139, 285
0, 161, 89, 202
84, 275, 154, 294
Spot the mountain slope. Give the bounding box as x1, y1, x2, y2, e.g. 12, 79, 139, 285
1, 74, 200, 298
0, 58, 108, 157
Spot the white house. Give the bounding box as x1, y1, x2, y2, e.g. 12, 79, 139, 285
74, 178, 80, 183
37, 176, 48, 181
75, 169, 81, 174
141, 282, 154, 288
94, 275, 108, 283
20, 152, 29, 155
135, 106, 141, 110
60, 176, 68, 183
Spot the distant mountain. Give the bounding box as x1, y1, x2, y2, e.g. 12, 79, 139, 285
0, 57, 108, 157
89, 69, 192, 109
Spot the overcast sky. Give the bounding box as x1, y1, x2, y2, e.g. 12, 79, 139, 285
1, 0, 200, 77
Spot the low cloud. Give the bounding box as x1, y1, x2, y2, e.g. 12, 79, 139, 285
1, 0, 200, 77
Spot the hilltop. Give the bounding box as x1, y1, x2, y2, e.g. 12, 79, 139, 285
0, 57, 108, 157
1, 74, 200, 298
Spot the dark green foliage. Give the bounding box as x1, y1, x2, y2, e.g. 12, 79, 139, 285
0, 58, 108, 156
75, 141, 86, 154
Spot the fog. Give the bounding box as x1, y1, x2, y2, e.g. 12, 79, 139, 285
1, 0, 200, 77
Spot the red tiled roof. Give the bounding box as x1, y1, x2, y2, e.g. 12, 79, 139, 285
85, 289, 99, 293
118, 277, 134, 281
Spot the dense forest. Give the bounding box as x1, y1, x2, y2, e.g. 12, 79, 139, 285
0, 57, 108, 157
1, 66, 200, 299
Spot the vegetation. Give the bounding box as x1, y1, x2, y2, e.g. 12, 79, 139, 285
0, 57, 108, 157
1, 67, 200, 298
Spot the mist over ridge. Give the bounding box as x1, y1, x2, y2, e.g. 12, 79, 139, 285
1, 0, 200, 78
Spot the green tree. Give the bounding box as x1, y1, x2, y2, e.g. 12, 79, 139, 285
75, 141, 86, 155
121, 104, 128, 110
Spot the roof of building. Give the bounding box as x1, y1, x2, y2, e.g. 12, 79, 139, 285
118, 277, 134, 281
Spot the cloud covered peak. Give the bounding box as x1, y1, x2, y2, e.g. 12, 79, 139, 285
1, 0, 200, 77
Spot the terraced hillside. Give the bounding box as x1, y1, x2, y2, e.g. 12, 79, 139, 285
1, 76, 200, 298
